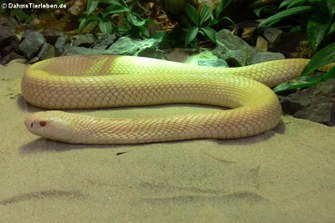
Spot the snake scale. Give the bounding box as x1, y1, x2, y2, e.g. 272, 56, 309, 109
22, 55, 311, 144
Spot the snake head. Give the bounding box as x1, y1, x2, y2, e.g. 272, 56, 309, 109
24, 111, 75, 143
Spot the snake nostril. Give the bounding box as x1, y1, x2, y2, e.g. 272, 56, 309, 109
30, 123, 33, 128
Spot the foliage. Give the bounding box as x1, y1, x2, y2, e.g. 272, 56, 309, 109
253, 1, 280, 18
258, 0, 335, 53
184, 0, 235, 46
0, 0, 34, 24
256, 0, 335, 92
78, 0, 151, 37
273, 42, 335, 92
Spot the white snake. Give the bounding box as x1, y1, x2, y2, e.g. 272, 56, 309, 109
22, 55, 311, 144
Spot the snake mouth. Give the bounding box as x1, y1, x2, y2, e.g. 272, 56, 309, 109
24, 115, 34, 130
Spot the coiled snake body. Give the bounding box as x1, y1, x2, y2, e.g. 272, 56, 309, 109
22, 55, 310, 144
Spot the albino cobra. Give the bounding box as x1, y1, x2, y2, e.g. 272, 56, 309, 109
22, 55, 312, 144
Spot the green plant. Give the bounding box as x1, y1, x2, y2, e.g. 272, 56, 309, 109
78, 0, 151, 37
258, 0, 335, 53
273, 42, 335, 92
255, 0, 335, 92
184, 0, 235, 45
0, 0, 34, 24
253, 1, 280, 18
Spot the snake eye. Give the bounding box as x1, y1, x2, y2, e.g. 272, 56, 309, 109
39, 121, 47, 127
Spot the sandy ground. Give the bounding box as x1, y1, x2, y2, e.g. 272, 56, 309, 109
0, 59, 335, 223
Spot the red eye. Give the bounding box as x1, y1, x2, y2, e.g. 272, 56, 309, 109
39, 121, 47, 127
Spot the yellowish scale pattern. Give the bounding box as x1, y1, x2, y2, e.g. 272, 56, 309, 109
22, 55, 311, 144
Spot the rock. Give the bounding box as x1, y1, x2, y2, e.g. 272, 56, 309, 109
0, 24, 15, 48
64, 37, 160, 56
0, 15, 17, 35
93, 33, 117, 49
54, 34, 69, 54
0, 16, 19, 63
186, 50, 228, 67
134, 38, 161, 54
37, 42, 56, 60
214, 29, 285, 66
107, 37, 159, 55
0, 16, 9, 26
0, 52, 24, 65
250, 52, 284, 64
20, 29, 33, 39
213, 29, 258, 66
256, 36, 268, 52
198, 58, 228, 67
27, 56, 40, 64
106, 37, 140, 55
263, 28, 282, 45
138, 48, 164, 59
64, 46, 107, 55
41, 29, 64, 45
279, 78, 335, 126
73, 34, 95, 47
164, 48, 197, 62
2, 38, 19, 57
19, 30, 46, 59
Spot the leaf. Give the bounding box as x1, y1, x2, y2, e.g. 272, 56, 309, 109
99, 20, 112, 33
186, 3, 200, 26
209, 18, 219, 26
258, 6, 313, 29
273, 73, 328, 92
327, 0, 335, 16
253, 8, 262, 18
254, 5, 278, 18
13, 9, 31, 23
185, 27, 199, 45
99, 0, 127, 7
289, 25, 302, 32
215, 0, 232, 18
199, 4, 213, 26
302, 42, 335, 76
274, 65, 335, 93
279, 0, 294, 8
98, 0, 117, 4
87, 0, 99, 15
104, 4, 129, 15
98, 0, 112, 3
127, 13, 146, 27
116, 0, 128, 7
200, 27, 216, 42
220, 16, 236, 26
274, 38, 335, 92
306, 9, 331, 52
139, 25, 150, 37
328, 22, 335, 36
321, 66, 335, 80
78, 16, 101, 33
116, 25, 131, 33
279, 0, 307, 9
